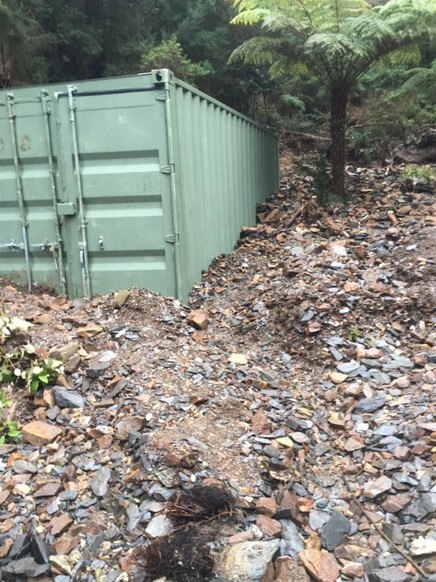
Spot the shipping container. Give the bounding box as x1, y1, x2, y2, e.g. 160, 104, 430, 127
0, 70, 279, 300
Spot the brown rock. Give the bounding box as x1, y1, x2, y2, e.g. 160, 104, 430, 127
252, 410, 271, 435
54, 534, 80, 555
34, 481, 62, 498
76, 324, 103, 338
51, 513, 73, 536
344, 436, 365, 452
187, 309, 209, 330
274, 557, 310, 582
0, 538, 13, 558
22, 421, 62, 446
341, 562, 364, 577
49, 342, 79, 361
256, 515, 282, 538
261, 561, 275, 582
381, 494, 411, 513
298, 549, 340, 582
113, 290, 130, 309
255, 497, 278, 517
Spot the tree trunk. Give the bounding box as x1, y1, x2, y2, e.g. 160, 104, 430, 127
330, 85, 348, 202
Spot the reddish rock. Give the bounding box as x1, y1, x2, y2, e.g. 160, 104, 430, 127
252, 410, 271, 435
187, 308, 210, 330
344, 435, 365, 452
51, 513, 73, 536
0, 538, 13, 558
256, 515, 282, 538
34, 481, 62, 498
255, 497, 278, 517
341, 561, 364, 577
54, 534, 80, 555
274, 557, 310, 581
298, 549, 340, 582
22, 421, 62, 446
382, 494, 411, 513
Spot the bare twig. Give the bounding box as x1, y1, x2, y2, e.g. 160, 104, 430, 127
342, 477, 427, 579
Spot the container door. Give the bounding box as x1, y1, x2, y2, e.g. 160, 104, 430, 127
56, 86, 176, 298
0, 94, 66, 293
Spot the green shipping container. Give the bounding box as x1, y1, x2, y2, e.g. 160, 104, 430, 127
0, 70, 279, 300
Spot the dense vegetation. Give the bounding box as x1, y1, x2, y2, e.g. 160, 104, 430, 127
0, 0, 434, 200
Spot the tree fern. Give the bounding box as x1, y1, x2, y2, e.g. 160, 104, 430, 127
230, 0, 436, 201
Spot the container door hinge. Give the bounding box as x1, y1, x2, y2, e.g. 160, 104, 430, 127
160, 163, 175, 174
155, 92, 167, 101
165, 233, 179, 244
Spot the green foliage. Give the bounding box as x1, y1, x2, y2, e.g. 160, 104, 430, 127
230, 0, 436, 200
0, 390, 20, 443
141, 37, 210, 85
0, 314, 63, 395
400, 165, 436, 189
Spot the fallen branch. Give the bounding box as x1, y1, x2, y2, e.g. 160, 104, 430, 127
342, 478, 427, 579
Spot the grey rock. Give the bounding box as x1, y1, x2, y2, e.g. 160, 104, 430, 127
2, 556, 50, 577
12, 460, 38, 474
309, 509, 330, 531
354, 392, 387, 413
321, 510, 352, 550
30, 531, 49, 564
280, 519, 304, 559
374, 425, 399, 436
126, 502, 142, 532
368, 370, 391, 385
217, 539, 280, 581
417, 473, 432, 492
337, 360, 360, 374
381, 523, 403, 545
401, 493, 435, 522
368, 566, 412, 582
8, 534, 30, 560
85, 362, 111, 378
53, 387, 84, 408
90, 467, 111, 497
145, 514, 172, 538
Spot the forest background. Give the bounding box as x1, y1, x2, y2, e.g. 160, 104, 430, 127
1, 0, 434, 166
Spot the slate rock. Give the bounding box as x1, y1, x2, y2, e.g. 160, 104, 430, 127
30, 531, 50, 563
280, 519, 304, 559
401, 493, 435, 522
2, 556, 50, 577
126, 502, 142, 532
309, 509, 330, 531
145, 514, 172, 538
12, 459, 38, 474
53, 387, 84, 408
354, 393, 387, 413
90, 467, 111, 497
367, 565, 412, 582
85, 362, 111, 378
217, 539, 280, 581
321, 510, 352, 550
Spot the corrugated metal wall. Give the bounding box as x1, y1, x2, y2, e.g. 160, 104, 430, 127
171, 80, 279, 298
0, 70, 278, 300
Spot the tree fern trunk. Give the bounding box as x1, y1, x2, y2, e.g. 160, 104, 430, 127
330, 85, 348, 202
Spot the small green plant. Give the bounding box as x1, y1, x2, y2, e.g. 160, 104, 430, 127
0, 314, 63, 395
400, 165, 436, 191
24, 358, 63, 395
347, 327, 361, 341
0, 390, 20, 443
